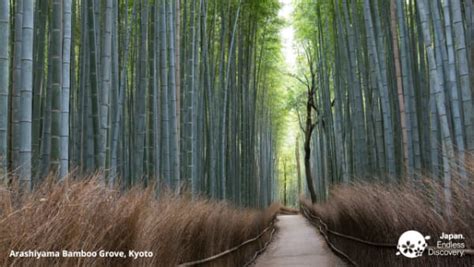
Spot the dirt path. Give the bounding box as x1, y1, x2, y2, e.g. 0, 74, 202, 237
254, 215, 347, 267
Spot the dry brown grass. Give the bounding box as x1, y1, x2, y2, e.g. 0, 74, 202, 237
302, 163, 474, 266
0, 177, 280, 267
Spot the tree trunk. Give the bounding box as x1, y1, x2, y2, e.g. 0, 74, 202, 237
160, 0, 171, 185
12, 0, 23, 172
295, 136, 301, 196
60, 0, 72, 179
168, 0, 180, 188
19, 0, 34, 189
101, 0, 113, 178
0, 0, 9, 184
390, 0, 410, 178
50, 0, 63, 176
304, 90, 317, 204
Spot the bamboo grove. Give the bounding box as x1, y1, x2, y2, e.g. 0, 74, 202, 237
0, 0, 286, 208
293, 0, 474, 204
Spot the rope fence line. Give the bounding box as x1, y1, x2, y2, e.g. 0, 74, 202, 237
300, 207, 359, 266
243, 226, 277, 267
301, 206, 395, 248
300, 205, 474, 266
178, 218, 276, 266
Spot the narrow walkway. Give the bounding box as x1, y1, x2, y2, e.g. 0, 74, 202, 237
255, 215, 347, 267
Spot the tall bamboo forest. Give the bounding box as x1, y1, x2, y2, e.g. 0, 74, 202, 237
0, 0, 286, 208
289, 0, 474, 207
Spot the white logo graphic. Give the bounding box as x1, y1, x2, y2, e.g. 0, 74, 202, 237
396, 230, 430, 258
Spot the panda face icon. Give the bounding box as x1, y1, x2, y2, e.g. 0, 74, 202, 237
396, 230, 430, 258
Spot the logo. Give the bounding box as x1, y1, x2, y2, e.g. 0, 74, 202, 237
396, 230, 430, 258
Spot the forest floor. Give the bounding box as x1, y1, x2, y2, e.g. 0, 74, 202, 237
254, 215, 346, 266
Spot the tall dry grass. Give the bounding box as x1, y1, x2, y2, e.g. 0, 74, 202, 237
302, 161, 474, 266
0, 177, 280, 267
